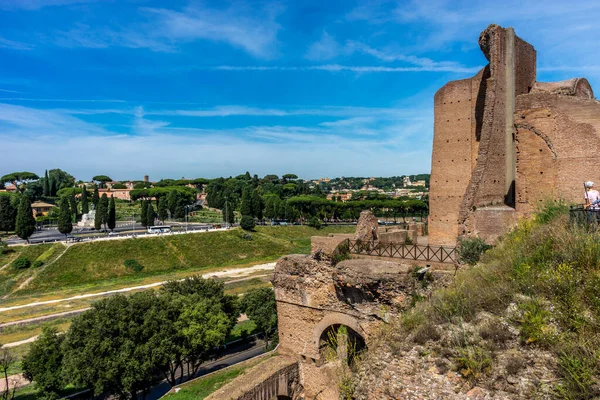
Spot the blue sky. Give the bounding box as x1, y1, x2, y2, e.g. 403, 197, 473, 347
1, 0, 599, 181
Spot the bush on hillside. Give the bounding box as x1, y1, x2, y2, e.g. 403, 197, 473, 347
0, 242, 8, 255
124, 259, 144, 272
32, 260, 44, 268
240, 215, 255, 231
308, 216, 322, 230
457, 236, 492, 265
12, 256, 31, 270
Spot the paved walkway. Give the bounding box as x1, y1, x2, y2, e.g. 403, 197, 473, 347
0, 262, 276, 313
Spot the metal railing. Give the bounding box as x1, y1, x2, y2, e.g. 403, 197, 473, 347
570, 205, 600, 232
346, 239, 457, 264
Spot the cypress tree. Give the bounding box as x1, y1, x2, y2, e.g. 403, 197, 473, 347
81, 185, 89, 215
146, 202, 155, 227
15, 195, 35, 242
251, 190, 264, 220
225, 203, 235, 225
43, 170, 50, 197
240, 187, 252, 217
92, 187, 99, 207
0, 195, 16, 233
50, 180, 57, 197
99, 194, 108, 230
140, 200, 148, 227
158, 197, 168, 223
58, 196, 73, 238
69, 192, 78, 222
108, 196, 116, 231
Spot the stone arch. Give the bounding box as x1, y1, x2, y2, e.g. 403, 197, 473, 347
310, 312, 367, 359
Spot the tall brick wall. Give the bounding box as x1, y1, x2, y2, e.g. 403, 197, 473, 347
430, 23, 600, 245
515, 93, 600, 212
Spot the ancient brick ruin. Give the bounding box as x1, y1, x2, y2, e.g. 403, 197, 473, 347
429, 24, 600, 245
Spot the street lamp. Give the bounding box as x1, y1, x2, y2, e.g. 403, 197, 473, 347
224, 197, 229, 229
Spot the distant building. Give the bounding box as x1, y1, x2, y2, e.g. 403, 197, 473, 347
98, 188, 132, 201
412, 180, 426, 187
31, 201, 56, 217
402, 176, 412, 187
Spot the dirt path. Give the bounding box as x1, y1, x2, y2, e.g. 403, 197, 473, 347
0, 373, 28, 392
0, 262, 276, 313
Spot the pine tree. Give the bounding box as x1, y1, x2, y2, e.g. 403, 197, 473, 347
0, 195, 16, 233
50, 179, 57, 197
240, 187, 252, 217
140, 200, 148, 227
81, 185, 89, 215
15, 195, 35, 242
158, 197, 168, 223
146, 202, 155, 228
69, 192, 78, 222
57, 196, 73, 238
92, 187, 99, 207
108, 196, 116, 231
43, 170, 50, 197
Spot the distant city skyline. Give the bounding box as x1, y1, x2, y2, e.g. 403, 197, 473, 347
1, 0, 600, 179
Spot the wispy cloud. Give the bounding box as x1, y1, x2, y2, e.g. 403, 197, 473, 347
0, 88, 20, 93
0, 97, 125, 103
213, 64, 481, 73
0, 102, 432, 179
53, 3, 282, 58
0, 0, 97, 10
305, 31, 340, 61
0, 36, 34, 50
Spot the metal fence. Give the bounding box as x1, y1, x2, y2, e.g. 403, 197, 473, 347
346, 239, 457, 264
570, 205, 600, 232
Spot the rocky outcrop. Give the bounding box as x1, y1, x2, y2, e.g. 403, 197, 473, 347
355, 210, 378, 242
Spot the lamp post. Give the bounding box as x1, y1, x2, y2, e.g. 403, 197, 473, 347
225, 197, 229, 229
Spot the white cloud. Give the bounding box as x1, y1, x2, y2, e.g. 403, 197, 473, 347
0, 0, 96, 10
0, 103, 432, 180
0, 36, 34, 50
214, 64, 481, 73
53, 3, 282, 58
305, 32, 340, 61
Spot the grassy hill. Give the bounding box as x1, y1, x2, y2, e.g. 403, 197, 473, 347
353, 203, 600, 399
1, 226, 353, 299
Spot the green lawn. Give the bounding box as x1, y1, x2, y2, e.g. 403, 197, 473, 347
0, 244, 56, 297
163, 354, 273, 400
16, 226, 352, 296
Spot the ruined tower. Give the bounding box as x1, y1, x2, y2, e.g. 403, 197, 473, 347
429, 24, 600, 245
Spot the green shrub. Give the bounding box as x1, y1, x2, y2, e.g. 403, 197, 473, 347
12, 256, 31, 269
308, 216, 322, 230
0, 241, 8, 255
454, 345, 492, 383
457, 236, 492, 265
535, 199, 568, 225
331, 241, 351, 266
124, 259, 144, 272
240, 215, 255, 231
555, 344, 599, 399
517, 299, 557, 346
32, 260, 44, 268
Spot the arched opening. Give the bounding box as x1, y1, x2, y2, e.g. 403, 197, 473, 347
275, 396, 292, 400
318, 324, 366, 369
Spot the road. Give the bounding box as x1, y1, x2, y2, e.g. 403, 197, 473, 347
0, 262, 276, 313
144, 339, 267, 400
3, 222, 214, 245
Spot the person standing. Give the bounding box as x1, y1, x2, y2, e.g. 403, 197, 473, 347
584, 181, 600, 209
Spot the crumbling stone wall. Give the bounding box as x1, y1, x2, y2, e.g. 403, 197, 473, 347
430, 23, 600, 245
273, 255, 415, 399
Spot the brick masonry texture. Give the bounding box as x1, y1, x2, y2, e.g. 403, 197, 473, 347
430, 23, 600, 245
